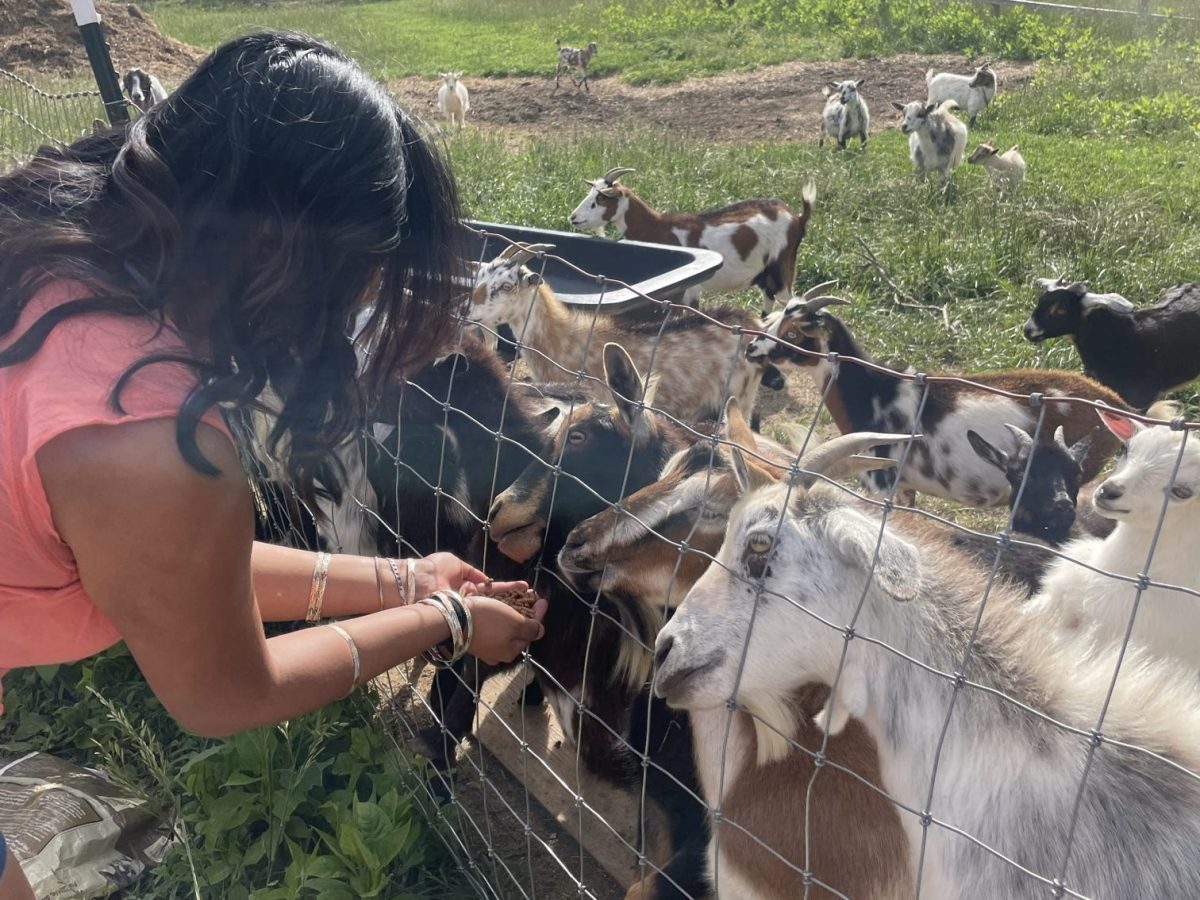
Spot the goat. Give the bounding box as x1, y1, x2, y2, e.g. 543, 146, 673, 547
891, 100, 968, 186
746, 294, 1130, 507
967, 142, 1025, 191
568, 167, 816, 312
470, 242, 774, 426
487, 343, 715, 900
1023, 277, 1200, 410
121, 67, 167, 114
655, 432, 1200, 899
1031, 409, 1200, 675
820, 79, 870, 149
554, 38, 598, 92
562, 414, 911, 900
436, 71, 469, 129
926, 63, 996, 126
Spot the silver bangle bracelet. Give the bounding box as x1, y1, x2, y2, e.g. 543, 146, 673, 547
326, 623, 361, 697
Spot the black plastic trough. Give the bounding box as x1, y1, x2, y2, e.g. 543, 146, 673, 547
466, 220, 724, 313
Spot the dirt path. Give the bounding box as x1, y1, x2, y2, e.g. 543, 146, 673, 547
390, 53, 1037, 143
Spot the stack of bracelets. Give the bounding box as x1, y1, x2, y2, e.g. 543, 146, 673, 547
418, 590, 473, 668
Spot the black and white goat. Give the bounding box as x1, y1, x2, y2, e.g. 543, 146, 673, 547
820, 78, 870, 149
746, 293, 1130, 507
569, 167, 816, 311
122, 67, 167, 114
554, 38, 598, 92
891, 99, 968, 186
1024, 277, 1200, 410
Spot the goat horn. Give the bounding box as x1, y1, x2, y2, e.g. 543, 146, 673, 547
827, 453, 900, 479
1003, 423, 1034, 449
802, 295, 851, 315
800, 279, 840, 301
1052, 425, 1068, 450
500, 242, 556, 266
601, 166, 636, 184
798, 432, 919, 485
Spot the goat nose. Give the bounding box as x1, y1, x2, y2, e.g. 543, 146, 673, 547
654, 634, 675, 671
1098, 481, 1125, 501
488, 497, 504, 522
1054, 496, 1075, 513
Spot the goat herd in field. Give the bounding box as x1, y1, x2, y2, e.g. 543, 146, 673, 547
152, 49, 1200, 900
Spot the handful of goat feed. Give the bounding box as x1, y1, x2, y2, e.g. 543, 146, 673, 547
482, 581, 539, 618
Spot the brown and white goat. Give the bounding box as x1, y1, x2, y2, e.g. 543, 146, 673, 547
470, 242, 773, 425
747, 294, 1131, 506
562, 416, 912, 900
569, 167, 816, 312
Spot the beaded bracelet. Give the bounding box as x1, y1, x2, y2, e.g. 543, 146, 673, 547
305, 551, 332, 623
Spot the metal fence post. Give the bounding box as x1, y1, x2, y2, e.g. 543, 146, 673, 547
70, 0, 129, 125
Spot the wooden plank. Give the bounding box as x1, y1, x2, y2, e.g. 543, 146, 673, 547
472, 666, 673, 897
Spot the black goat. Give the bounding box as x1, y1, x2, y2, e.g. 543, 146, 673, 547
1024, 278, 1200, 409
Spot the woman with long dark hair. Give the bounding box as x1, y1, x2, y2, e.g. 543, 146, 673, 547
0, 31, 544, 898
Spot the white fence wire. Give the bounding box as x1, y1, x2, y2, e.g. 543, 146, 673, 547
0, 68, 107, 164
242, 224, 1200, 900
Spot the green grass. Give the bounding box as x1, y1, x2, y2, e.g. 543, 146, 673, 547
142, 0, 1195, 84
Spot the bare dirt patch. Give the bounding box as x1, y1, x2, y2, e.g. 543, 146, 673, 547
390, 53, 1037, 143
0, 0, 204, 83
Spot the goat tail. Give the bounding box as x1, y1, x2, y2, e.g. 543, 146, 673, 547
795, 179, 817, 225
925, 67, 935, 86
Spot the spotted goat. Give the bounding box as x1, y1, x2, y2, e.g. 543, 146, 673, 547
820, 78, 870, 150
891, 99, 968, 186
569, 167, 816, 312
554, 38, 598, 92
746, 292, 1129, 507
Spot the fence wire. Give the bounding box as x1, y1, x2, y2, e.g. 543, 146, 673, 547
239, 222, 1200, 900
0, 68, 109, 165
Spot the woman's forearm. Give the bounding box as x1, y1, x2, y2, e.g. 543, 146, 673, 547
252, 541, 403, 621
185, 604, 452, 737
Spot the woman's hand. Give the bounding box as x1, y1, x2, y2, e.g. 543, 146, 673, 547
463, 594, 548, 665
407, 552, 529, 601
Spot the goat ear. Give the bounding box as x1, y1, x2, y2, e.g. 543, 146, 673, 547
1097, 407, 1142, 443
524, 271, 543, 287
721, 398, 758, 454
890, 100, 905, 112
924, 100, 938, 114
1068, 426, 1100, 465
729, 446, 774, 494
825, 507, 920, 601
855, 78, 866, 88
967, 430, 1009, 472
602, 342, 648, 428
537, 406, 562, 429
1065, 281, 1088, 297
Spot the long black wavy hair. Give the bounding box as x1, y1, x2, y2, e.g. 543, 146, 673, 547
0, 31, 465, 502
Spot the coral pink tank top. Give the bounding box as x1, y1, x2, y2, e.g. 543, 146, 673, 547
0, 281, 230, 713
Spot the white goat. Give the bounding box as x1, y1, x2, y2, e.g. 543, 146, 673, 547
469, 242, 771, 424
569, 167, 816, 312
891, 99, 968, 186
820, 78, 870, 149
1031, 409, 1200, 673
968, 143, 1025, 191
121, 68, 167, 114
655, 433, 1200, 899
436, 71, 470, 129
926, 63, 996, 127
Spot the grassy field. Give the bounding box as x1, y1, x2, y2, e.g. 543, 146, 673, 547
2, 3, 1200, 898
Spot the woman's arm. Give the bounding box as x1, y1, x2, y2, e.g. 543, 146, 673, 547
37, 418, 542, 738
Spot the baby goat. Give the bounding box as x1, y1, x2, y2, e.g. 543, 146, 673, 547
1032, 409, 1200, 675
891, 100, 968, 186
747, 293, 1129, 507
656, 433, 1200, 899
470, 242, 773, 425
122, 67, 167, 114
967, 143, 1025, 191
436, 71, 469, 129
820, 78, 870, 149
1024, 277, 1200, 409
554, 38, 598, 92
569, 167, 816, 312
926, 62, 996, 126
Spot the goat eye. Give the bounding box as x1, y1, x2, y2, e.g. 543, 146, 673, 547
747, 532, 773, 554
568, 430, 586, 445
1172, 485, 1193, 500
499, 282, 514, 293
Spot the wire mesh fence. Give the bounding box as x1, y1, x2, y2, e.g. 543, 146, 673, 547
239, 223, 1200, 900
0, 67, 109, 165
